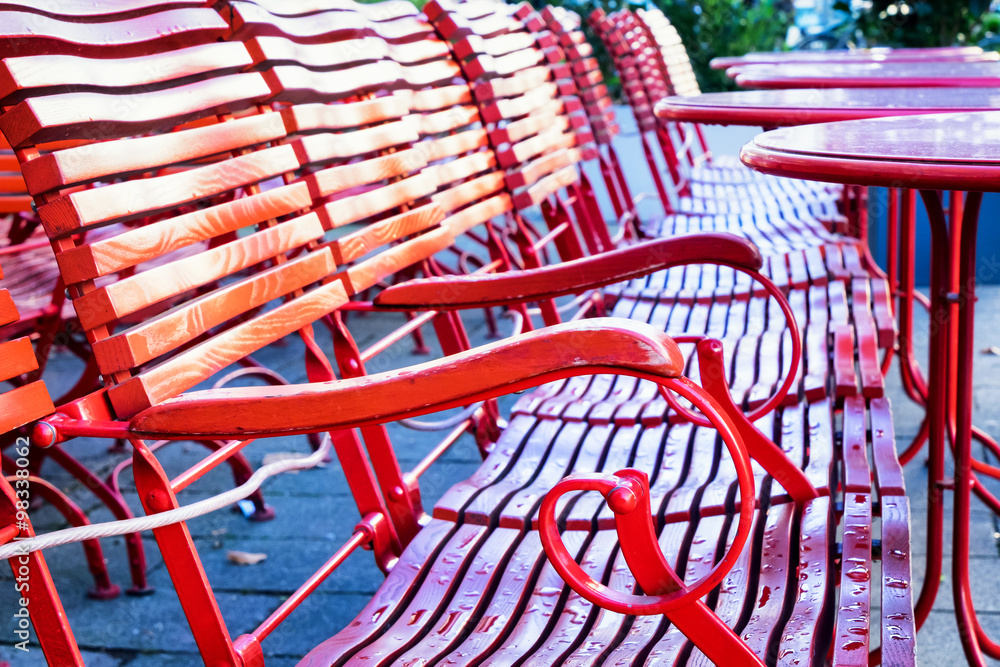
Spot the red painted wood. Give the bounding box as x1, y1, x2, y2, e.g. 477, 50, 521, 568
375, 234, 762, 309
880, 495, 917, 665
776, 496, 834, 665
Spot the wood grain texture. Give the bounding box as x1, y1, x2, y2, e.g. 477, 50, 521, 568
513, 165, 579, 209
344, 226, 454, 294
245, 35, 387, 69
329, 203, 444, 264
427, 152, 497, 190
432, 170, 506, 214
0, 41, 252, 106
55, 181, 311, 283
38, 143, 299, 238
71, 211, 324, 330
505, 147, 582, 190
423, 129, 489, 163
305, 149, 426, 201
0, 336, 36, 383
21, 110, 287, 196
92, 249, 336, 375
442, 192, 512, 235
488, 102, 565, 145
108, 278, 351, 418
411, 83, 473, 112
228, 1, 433, 43
0, 381, 54, 433
0, 8, 227, 59
472, 65, 550, 102
241, 0, 417, 20
262, 62, 403, 104
291, 118, 419, 166
0, 72, 272, 149
279, 95, 410, 134
317, 172, 437, 229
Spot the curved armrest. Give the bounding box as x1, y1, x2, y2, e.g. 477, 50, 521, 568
128, 318, 685, 439
372, 233, 762, 310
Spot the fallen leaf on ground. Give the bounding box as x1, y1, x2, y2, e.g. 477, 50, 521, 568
227, 550, 267, 566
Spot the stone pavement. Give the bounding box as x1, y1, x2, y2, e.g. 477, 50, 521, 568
3, 117, 1000, 665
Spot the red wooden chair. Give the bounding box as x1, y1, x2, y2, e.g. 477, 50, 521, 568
0, 1, 309, 599
588, 9, 849, 234
0, 5, 803, 662
0, 256, 84, 665
0, 2, 915, 665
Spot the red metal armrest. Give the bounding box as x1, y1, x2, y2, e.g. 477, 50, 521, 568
372, 233, 762, 310
127, 319, 685, 439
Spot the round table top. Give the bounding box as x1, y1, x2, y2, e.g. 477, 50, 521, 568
734, 60, 1000, 89
654, 87, 1000, 127
740, 111, 1000, 192
711, 46, 991, 70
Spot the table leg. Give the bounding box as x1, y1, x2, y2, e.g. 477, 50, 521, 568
912, 189, 950, 632
898, 189, 931, 466
952, 191, 993, 665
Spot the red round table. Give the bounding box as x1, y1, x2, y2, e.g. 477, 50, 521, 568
734, 60, 1000, 89
656, 90, 999, 472
655, 86, 1000, 127
742, 111, 1000, 666
711, 46, 991, 70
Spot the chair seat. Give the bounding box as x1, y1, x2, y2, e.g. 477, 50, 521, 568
300, 392, 839, 667
689, 174, 841, 203
675, 195, 843, 229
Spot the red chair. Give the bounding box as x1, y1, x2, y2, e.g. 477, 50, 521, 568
0, 2, 915, 665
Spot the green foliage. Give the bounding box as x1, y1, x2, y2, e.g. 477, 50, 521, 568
850, 1, 995, 48
654, 0, 793, 92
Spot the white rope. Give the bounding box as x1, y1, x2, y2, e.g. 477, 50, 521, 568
0, 436, 333, 561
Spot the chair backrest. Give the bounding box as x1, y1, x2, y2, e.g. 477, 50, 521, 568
0, 253, 78, 663
425, 0, 616, 263
635, 8, 701, 97
540, 6, 619, 147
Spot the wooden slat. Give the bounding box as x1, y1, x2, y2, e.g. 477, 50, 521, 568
245, 35, 387, 69
433, 171, 506, 215
37, 143, 300, 238
0, 8, 227, 59
107, 278, 351, 417
317, 172, 437, 230
305, 149, 427, 202
0, 41, 252, 106
91, 249, 336, 375
228, 1, 433, 43
0, 381, 54, 433
55, 181, 311, 283
280, 95, 411, 134
22, 110, 287, 196
343, 227, 454, 295
291, 117, 419, 166
244, 0, 417, 19
0, 72, 272, 149
329, 203, 444, 264
443, 193, 512, 236
0, 337, 36, 382
262, 62, 403, 104
513, 165, 579, 210
72, 211, 325, 330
